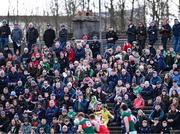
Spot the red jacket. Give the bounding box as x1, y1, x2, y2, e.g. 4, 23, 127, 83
66, 48, 75, 63
123, 42, 132, 52
133, 96, 145, 109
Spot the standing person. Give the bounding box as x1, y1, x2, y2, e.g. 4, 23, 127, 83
0, 19, 11, 50
120, 103, 137, 134
172, 19, 180, 53
26, 22, 39, 52
147, 21, 158, 46
106, 26, 118, 50
59, 25, 68, 51
136, 22, 147, 51
126, 20, 137, 44
43, 24, 56, 48
11, 23, 23, 55
90, 36, 101, 58
160, 19, 171, 50
76, 112, 95, 134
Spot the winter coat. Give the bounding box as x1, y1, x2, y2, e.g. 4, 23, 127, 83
90, 41, 101, 58
59, 28, 68, 42
66, 48, 75, 63
45, 106, 59, 123
106, 30, 118, 44
75, 48, 85, 61
118, 73, 131, 84
137, 26, 147, 40
172, 23, 180, 36
0, 24, 11, 38
149, 109, 164, 121
150, 76, 162, 85
126, 24, 137, 43
141, 86, 154, 100
148, 25, 158, 44
26, 27, 39, 44
43, 28, 56, 47
73, 99, 89, 113
20, 124, 32, 134
133, 96, 145, 109
11, 27, 23, 43
160, 24, 171, 39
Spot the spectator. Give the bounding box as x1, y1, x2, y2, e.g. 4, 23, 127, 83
59, 25, 68, 51
36, 118, 50, 133
148, 21, 158, 46
149, 104, 164, 122
133, 94, 145, 110
74, 93, 88, 113
43, 24, 56, 48
26, 22, 39, 52
160, 19, 171, 50
137, 22, 147, 51
106, 27, 118, 50
172, 19, 180, 53
90, 36, 101, 58
19, 118, 32, 134
11, 23, 23, 55
126, 20, 137, 44
167, 104, 180, 129
0, 20, 11, 50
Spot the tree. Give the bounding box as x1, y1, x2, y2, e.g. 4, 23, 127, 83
130, 0, 135, 22
108, 0, 116, 28
116, 0, 126, 31
64, 0, 81, 32
147, 0, 170, 26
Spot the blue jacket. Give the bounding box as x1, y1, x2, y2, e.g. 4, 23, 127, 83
11, 28, 23, 43
75, 48, 85, 61
173, 23, 180, 36
74, 99, 88, 113
45, 106, 59, 123
150, 76, 162, 85
126, 24, 137, 43
172, 73, 180, 86
118, 73, 131, 84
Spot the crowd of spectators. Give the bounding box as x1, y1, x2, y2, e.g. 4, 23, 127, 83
0, 18, 179, 134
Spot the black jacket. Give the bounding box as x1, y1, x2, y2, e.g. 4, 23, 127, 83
106, 31, 118, 44
126, 24, 137, 43
43, 28, 56, 47
59, 28, 68, 42
137, 26, 147, 40
160, 24, 171, 38
26, 27, 39, 44
0, 24, 11, 38
148, 25, 158, 44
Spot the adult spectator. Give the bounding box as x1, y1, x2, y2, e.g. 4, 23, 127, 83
59, 25, 68, 51
75, 43, 85, 61
126, 20, 137, 44
45, 100, 59, 124
136, 22, 147, 50
11, 23, 23, 55
43, 24, 56, 48
149, 104, 164, 122
74, 93, 88, 113
172, 19, 180, 53
160, 19, 171, 50
167, 104, 180, 129
26, 22, 39, 52
36, 118, 50, 133
133, 94, 145, 110
147, 21, 158, 46
106, 27, 118, 50
90, 36, 101, 58
0, 20, 11, 50
19, 118, 32, 134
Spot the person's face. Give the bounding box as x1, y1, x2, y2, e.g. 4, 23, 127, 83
41, 119, 46, 125
162, 121, 167, 127
142, 121, 148, 127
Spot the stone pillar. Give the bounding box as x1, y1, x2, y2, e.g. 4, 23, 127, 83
73, 16, 99, 39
